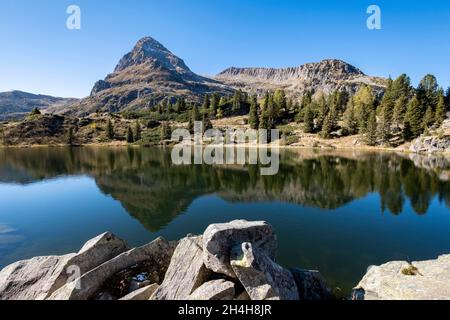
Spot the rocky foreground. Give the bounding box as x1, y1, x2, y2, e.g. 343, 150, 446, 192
0, 220, 448, 301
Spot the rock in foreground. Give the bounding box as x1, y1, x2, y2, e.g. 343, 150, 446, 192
0, 220, 332, 301
353, 255, 450, 300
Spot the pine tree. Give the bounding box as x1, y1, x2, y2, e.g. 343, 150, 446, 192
316, 95, 328, 131
378, 106, 392, 144
404, 96, 423, 138
353, 85, 375, 133
216, 107, 223, 119
320, 113, 333, 139
107, 119, 114, 140
66, 127, 74, 146
248, 95, 259, 129
202, 113, 213, 133
202, 94, 210, 112
273, 89, 287, 121
402, 121, 413, 141
126, 126, 134, 143
174, 97, 186, 113
232, 90, 243, 113
417, 74, 438, 116
445, 87, 450, 112
365, 111, 378, 146
210, 93, 220, 118
160, 122, 171, 141
392, 94, 408, 128
435, 90, 446, 126
303, 106, 314, 133
423, 106, 435, 129
343, 100, 358, 134
188, 105, 200, 133
134, 121, 141, 141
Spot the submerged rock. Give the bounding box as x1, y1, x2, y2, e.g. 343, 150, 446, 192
353, 255, 450, 300
203, 220, 277, 278
0, 232, 128, 300
152, 236, 210, 300
189, 279, 235, 300
230, 242, 299, 300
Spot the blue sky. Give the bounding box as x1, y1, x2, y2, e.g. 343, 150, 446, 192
0, 0, 449, 98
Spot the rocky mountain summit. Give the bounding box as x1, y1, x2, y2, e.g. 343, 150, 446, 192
0, 91, 78, 121
53, 37, 386, 116
65, 37, 233, 116
215, 59, 386, 98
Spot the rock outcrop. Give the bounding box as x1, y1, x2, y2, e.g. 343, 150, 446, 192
215, 59, 386, 99
151, 236, 210, 300
203, 220, 277, 278
230, 242, 299, 300
410, 136, 450, 154
353, 255, 450, 300
188, 279, 235, 300
0, 232, 128, 300
0, 220, 332, 301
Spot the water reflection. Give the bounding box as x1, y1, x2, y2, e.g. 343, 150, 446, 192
0, 147, 449, 232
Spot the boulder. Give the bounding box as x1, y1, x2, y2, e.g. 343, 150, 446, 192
152, 236, 210, 300
203, 220, 277, 278
290, 268, 333, 300
0, 255, 75, 300
49, 237, 174, 300
353, 254, 450, 300
230, 242, 299, 300
119, 284, 159, 300
189, 279, 235, 300
0, 232, 129, 300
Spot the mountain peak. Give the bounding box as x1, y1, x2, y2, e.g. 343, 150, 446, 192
113, 36, 193, 75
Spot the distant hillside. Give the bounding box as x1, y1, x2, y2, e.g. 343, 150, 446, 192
0, 91, 78, 121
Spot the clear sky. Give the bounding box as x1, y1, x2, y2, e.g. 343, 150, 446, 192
0, 0, 449, 98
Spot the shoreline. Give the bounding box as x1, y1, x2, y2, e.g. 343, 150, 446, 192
1, 142, 450, 156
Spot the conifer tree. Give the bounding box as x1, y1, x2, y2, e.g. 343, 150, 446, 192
248, 95, 259, 129
365, 111, 378, 146
188, 105, 200, 133
210, 93, 220, 117
232, 90, 243, 113
435, 90, 446, 126
392, 94, 408, 128
202, 94, 210, 112
353, 85, 375, 133
378, 106, 391, 144
107, 119, 114, 140
343, 100, 358, 134
303, 106, 314, 133
160, 122, 171, 141
134, 121, 141, 141
66, 127, 74, 146
126, 126, 134, 143
423, 106, 435, 129
404, 96, 423, 138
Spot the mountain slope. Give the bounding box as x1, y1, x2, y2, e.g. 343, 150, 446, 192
0, 91, 78, 121
215, 59, 386, 98
64, 37, 233, 116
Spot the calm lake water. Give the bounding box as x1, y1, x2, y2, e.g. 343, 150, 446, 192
0, 147, 449, 294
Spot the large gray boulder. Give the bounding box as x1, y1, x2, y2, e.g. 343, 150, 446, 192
49, 237, 174, 300
152, 236, 211, 300
353, 255, 450, 300
189, 279, 235, 300
203, 220, 277, 278
119, 284, 159, 300
230, 242, 299, 300
290, 268, 333, 300
0, 232, 128, 300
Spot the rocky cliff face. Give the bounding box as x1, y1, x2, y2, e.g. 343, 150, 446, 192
215, 59, 386, 98
65, 37, 233, 116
